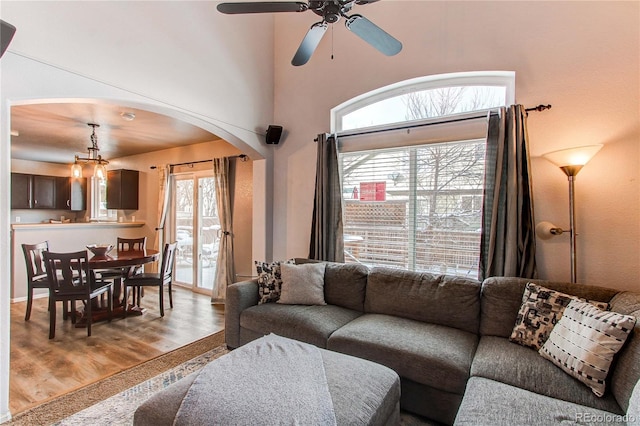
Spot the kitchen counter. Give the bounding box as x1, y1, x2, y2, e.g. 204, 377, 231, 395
12, 221, 145, 231
11, 221, 152, 302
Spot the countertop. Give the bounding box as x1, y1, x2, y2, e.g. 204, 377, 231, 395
11, 221, 146, 231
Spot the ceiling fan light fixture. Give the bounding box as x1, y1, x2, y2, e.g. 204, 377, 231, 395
217, 0, 402, 65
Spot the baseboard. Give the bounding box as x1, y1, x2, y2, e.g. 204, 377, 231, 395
11, 293, 47, 304
0, 410, 12, 424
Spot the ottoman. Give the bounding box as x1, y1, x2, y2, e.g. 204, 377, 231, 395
134, 339, 401, 425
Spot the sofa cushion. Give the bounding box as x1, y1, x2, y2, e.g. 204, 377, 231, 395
365, 267, 481, 334
605, 291, 640, 412
626, 378, 640, 424
509, 283, 609, 350
324, 262, 369, 312
240, 303, 362, 349
292, 259, 368, 312
454, 377, 625, 426
539, 299, 635, 397
479, 277, 617, 338
327, 313, 478, 395
278, 263, 327, 305
470, 336, 622, 413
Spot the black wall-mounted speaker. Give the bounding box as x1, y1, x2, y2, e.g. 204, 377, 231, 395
266, 125, 283, 145
0, 20, 16, 58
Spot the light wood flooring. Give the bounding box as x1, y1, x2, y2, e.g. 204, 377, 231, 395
9, 286, 224, 415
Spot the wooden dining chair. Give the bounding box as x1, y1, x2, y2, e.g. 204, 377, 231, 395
22, 241, 51, 321
117, 237, 147, 251
43, 250, 113, 339
98, 236, 147, 300
122, 242, 177, 318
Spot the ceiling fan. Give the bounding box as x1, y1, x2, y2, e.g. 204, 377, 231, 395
216, 0, 402, 66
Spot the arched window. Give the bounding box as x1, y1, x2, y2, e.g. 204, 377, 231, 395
333, 72, 515, 278
332, 71, 514, 133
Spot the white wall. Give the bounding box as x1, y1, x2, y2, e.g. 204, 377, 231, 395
272, 1, 640, 289
0, 1, 275, 421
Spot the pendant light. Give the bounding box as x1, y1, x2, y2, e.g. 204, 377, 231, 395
71, 123, 109, 179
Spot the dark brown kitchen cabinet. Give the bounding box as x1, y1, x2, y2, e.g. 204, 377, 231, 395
11, 173, 56, 209
107, 169, 139, 210
56, 177, 87, 211
32, 175, 56, 209
11, 173, 31, 209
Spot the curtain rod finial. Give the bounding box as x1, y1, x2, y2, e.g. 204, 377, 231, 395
526, 104, 552, 113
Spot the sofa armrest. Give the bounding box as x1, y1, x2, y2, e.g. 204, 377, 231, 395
224, 279, 259, 349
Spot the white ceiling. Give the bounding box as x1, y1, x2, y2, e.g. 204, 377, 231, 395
10, 102, 221, 164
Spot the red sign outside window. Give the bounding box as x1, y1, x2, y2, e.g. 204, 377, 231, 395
359, 181, 386, 202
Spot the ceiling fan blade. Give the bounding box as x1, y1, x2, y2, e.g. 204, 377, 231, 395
345, 14, 402, 56
354, 0, 380, 4
0, 20, 16, 58
291, 22, 328, 66
217, 2, 308, 14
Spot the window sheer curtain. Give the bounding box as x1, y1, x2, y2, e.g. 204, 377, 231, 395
211, 157, 235, 304
154, 165, 171, 271
480, 105, 537, 280
309, 133, 345, 262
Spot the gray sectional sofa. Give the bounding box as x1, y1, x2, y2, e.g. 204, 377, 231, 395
225, 261, 640, 425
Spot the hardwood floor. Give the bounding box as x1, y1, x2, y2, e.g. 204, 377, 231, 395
9, 286, 224, 415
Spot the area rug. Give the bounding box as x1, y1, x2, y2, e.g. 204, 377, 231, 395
9, 331, 226, 426
11, 330, 438, 426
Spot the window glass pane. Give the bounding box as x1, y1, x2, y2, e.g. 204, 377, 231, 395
336, 72, 514, 279
198, 176, 218, 291
341, 86, 506, 132
175, 178, 195, 285
90, 177, 115, 220
341, 139, 484, 278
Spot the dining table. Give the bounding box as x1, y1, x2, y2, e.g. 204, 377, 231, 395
82, 248, 160, 323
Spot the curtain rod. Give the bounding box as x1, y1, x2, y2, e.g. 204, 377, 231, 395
326, 104, 552, 141
149, 154, 247, 170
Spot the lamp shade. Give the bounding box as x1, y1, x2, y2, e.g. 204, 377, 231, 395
71, 162, 83, 178
542, 144, 603, 168
94, 163, 107, 180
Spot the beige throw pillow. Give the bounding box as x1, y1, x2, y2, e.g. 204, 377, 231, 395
539, 299, 636, 397
277, 262, 327, 306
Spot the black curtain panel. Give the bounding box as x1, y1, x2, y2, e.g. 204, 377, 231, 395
480, 105, 537, 280
309, 133, 345, 262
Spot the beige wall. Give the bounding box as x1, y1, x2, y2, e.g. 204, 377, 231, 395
112, 139, 254, 280
272, 1, 640, 289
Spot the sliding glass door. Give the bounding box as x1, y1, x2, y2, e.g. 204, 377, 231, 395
171, 172, 219, 294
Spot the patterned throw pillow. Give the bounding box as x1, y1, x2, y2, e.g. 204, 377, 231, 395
509, 283, 609, 350
255, 259, 295, 304
539, 299, 636, 397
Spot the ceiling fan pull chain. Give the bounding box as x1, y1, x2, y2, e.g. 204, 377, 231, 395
331, 24, 334, 60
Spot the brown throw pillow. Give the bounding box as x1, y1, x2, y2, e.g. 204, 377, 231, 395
509, 283, 609, 350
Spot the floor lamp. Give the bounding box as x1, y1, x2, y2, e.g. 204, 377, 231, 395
537, 144, 603, 283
